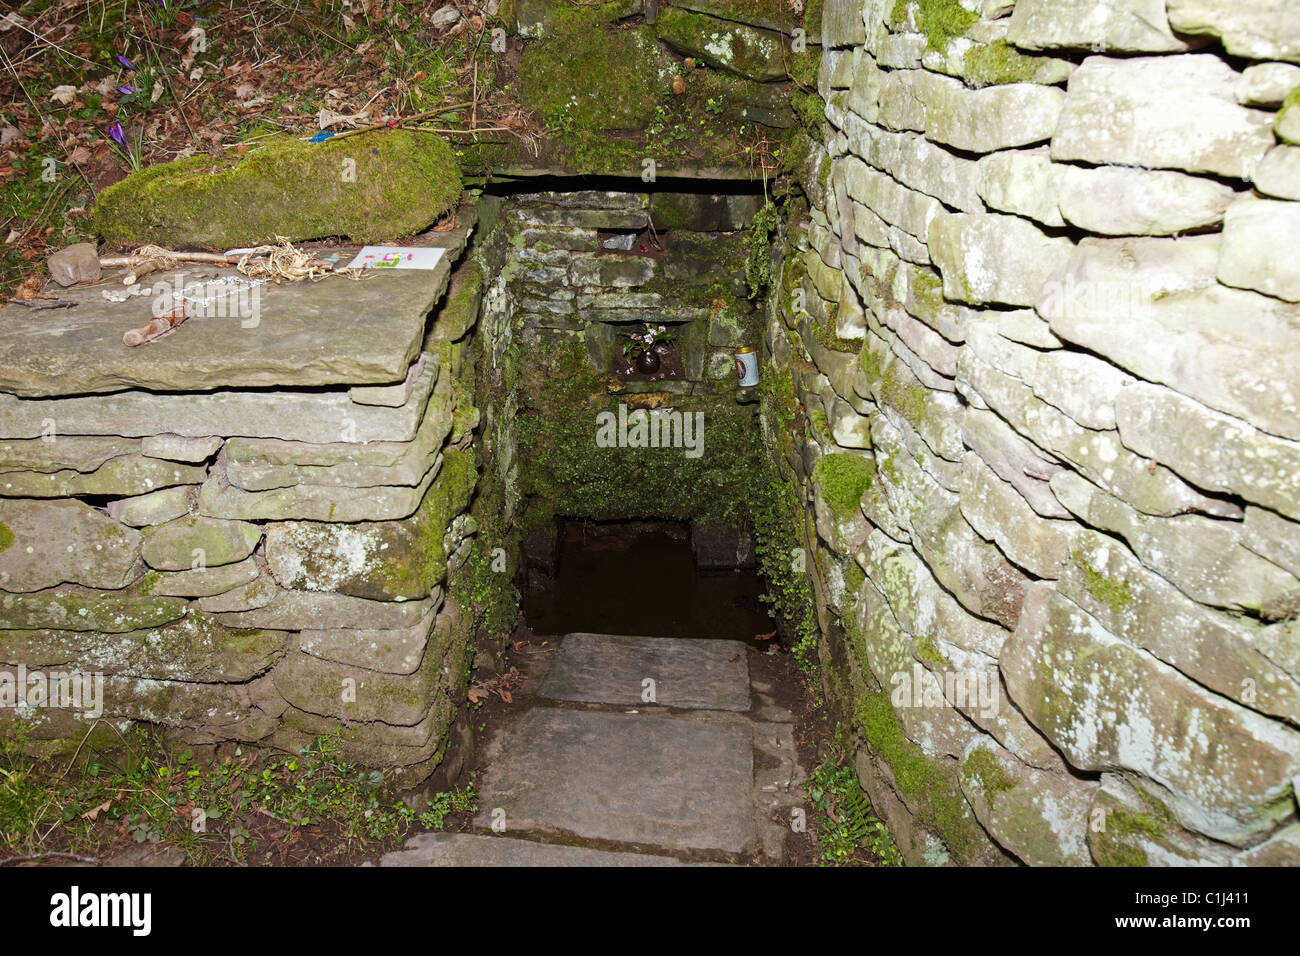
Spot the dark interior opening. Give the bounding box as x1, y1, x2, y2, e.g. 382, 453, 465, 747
481, 174, 766, 199
524, 518, 773, 645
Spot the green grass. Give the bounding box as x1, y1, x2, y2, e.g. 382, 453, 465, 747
0, 726, 476, 865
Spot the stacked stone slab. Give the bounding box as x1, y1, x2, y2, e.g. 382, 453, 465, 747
502, 188, 763, 382
0, 226, 482, 779
777, 0, 1300, 865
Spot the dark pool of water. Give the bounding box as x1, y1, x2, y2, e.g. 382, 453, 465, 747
524, 520, 775, 645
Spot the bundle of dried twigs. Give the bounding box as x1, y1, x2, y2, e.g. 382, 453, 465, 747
235, 236, 354, 282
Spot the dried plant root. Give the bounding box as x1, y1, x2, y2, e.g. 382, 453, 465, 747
236, 236, 343, 282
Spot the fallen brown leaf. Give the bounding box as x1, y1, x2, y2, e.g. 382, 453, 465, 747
12, 276, 46, 300
82, 799, 112, 821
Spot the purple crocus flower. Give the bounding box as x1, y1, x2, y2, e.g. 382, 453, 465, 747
109, 122, 126, 147
118, 85, 136, 94
117, 55, 135, 71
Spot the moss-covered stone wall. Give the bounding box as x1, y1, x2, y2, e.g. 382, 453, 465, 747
459, 0, 823, 178
780, 0, 1300, 866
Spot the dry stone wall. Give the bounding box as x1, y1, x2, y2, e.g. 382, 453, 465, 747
777, 0, 1300, 865
0, 225, 484, 781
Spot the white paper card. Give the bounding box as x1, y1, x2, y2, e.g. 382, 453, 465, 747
345, 246, 447, 271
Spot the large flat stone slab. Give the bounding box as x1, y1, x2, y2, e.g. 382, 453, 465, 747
538, 634, 751, 711
0, 358, 436, 443
475, 708, 756, 854
0, 268, 446, 397
378, 832, 689, 867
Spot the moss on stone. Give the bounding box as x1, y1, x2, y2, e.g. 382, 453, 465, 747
467, 29, 783, 178
791, 88, 826, 132
803, 0, 823, 34
0, 586, 187, 632
762, 360, 799, 439
1090, 799, 1171, 867
1276, 84, 1300, 146
960, 746, 1016, 799
655, 7, 786, 82
962, 39, 1040, 87
808, 405, 830, 437
916, 633, 947, 667
873, 352, 928, 425
519, 14, 666, 131
0, 520, 12, 554
413, 447, 479, 591
854, 688, 990, 863
430, 263, 485, 342
812, 453, 873, 520
788, 47, 822, 89
812, 308, 859, 354
890, 0, 979, 52
90, 129, 462, 248
843, 557, 866, 596
1075, 550, 1133, 613
857, 340, 882, 385
910, 268, 947, 312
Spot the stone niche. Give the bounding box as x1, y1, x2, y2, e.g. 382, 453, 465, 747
0, 210, 483, 781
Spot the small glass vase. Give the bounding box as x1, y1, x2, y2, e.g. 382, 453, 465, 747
633, 348, 661, 375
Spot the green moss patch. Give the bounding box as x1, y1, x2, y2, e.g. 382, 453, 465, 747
813, 453, 874, 520
962, 39, 1041, 87
890, 0, 978, 52
1075, 550, 1133, 613
960, 746, 1016, 798
519, 16, 667, 131
1276, 84, 1300, 146
854, 688, 991, 863
90, 129, 462, 249
414, 448, 479, 590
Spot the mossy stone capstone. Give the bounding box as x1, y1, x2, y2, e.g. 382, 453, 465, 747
90, 129, 463, 248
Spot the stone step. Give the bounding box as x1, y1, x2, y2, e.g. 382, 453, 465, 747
377, 832, 692, 867
538, 633, 752, 711
474, 707, 756, 855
